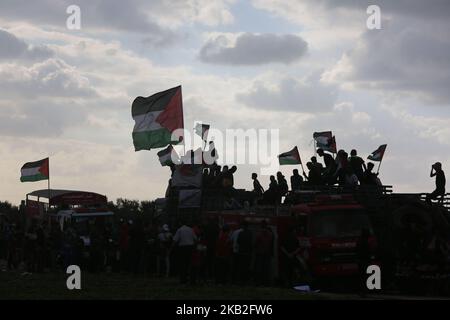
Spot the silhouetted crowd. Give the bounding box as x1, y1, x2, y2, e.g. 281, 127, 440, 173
251, 149, 382, 206
0, 216, 304, 287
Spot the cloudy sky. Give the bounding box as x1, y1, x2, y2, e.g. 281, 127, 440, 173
1, 0, 450, 205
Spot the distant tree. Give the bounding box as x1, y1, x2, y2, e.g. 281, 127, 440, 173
114, 198, 140, 220
140, 201, 154, 215
0, 200, 19, 215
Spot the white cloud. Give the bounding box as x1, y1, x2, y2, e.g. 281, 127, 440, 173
237, 72, 337, 112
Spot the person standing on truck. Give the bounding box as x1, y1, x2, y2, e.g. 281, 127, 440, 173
290, 169, 303, 191
252, 173, 265, 205
362, 162, 380, 186
311, 156, 324, 174
263, 175, 279, 205
317, 148, 337, 185
277, 172, 289, 202
426, 162, 446, 205
303, 162, 322, 186
348, 149, 366, 182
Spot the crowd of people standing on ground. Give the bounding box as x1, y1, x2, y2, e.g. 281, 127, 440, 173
1, 215, 301, 287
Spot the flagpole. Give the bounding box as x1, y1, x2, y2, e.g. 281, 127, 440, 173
47, 157, 51, 212
376, 158, 383, 175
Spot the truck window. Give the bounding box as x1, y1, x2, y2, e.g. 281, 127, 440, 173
310, 210, 372, 238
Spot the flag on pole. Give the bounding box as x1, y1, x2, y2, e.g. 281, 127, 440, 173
278, 146, 302, 165
157, 145, 180, 166
203, 141, 218, 165
132, 86, 184, 151
180, 148, 204, 165
172, 164, 203, 188
313, 131, 336, 153
194, 123, 210, 141
20, 158, 49, 182
368, 144, 387, 162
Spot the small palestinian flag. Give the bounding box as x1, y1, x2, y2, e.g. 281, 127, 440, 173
132, 86, 184, 151
157, 145, 179, 166
368, 144, 387, 162
313, 131, 336, 153
278, 146, 302, 165
20, 158, 49, 182
194, 123, 210, 141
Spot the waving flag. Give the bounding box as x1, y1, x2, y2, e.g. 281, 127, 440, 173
132, 86, 184, 151
20, 158, 49, 182
172, 164, 203, 188
157, 145, 180, 166
368, 144, 387, 162
278, 146, 302, 165
194, 123, 210, 141
313, 131, 336, 153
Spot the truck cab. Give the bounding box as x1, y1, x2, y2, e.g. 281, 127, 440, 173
291, 194, 378, 277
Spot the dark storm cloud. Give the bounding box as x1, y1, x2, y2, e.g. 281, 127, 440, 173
199, 33, 308, 66
0, 29, 53, 61
0, 0, 178, 47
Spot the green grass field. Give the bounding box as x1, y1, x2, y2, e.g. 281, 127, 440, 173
0, 271, 336, 300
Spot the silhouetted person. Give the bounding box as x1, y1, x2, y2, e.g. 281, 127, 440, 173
317, 148, 336, 185
303, 162, 322, 186
252, 173, 264, 196
280, 227, 301, 287
335, 150, 349, 186
264, 175, 279, 205
173, 220, 197, 284
290, 169, 303, 191
202, 168, 210, 189
344, 168, 359, 188
277, 172, 288, 202
236, 220, 252, 284
426, 162, 446, 205
254, 220, 273, 286
362, 162, 379, 185
311, 156, 323, 174
349, 149, 366, 182
215, 224, 232, 284
252, 173, 264, 205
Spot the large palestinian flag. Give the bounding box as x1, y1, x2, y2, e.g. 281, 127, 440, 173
132, 86, 184, 151
368, 144, 387, 162
278, 146, 302, 165
20, 158, 49, 182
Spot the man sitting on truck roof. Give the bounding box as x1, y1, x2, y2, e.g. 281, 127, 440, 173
426, 162, 446, 205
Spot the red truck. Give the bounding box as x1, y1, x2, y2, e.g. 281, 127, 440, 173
205, 193, 378, 282
290, 194, 378, 277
